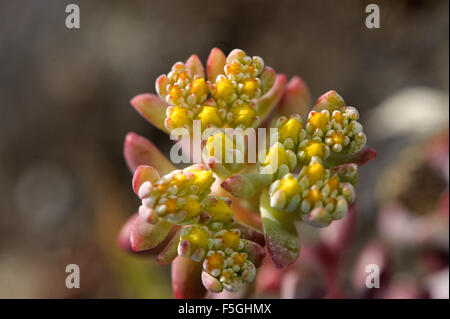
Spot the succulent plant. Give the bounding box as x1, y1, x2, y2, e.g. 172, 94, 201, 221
118, 48, 376, 298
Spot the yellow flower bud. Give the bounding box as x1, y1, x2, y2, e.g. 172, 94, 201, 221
227, 103, 257, 128
298, 138, 330, 164
165, 106, 192, 131
196, 106, 224, 130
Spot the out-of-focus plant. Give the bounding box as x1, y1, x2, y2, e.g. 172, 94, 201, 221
374, 129, 449, 299
118, 48, 376, 298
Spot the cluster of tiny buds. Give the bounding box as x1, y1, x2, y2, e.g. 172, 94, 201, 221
259, 105, 366, 226
179, 225, 256, 292
137, 166, 215, 225
268, 156, 355, 227
200, 195, 234, 231
212, 50, 264, 106
134, 162, 258, 291
159, 49, 274, 133
133, 162, 259, 292
260, 108, 366, 183
157, 62, 208, 108
259, 142, 298, 185
306, 107, 366, 154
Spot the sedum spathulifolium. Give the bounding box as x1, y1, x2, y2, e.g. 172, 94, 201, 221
119, 48, 376, 297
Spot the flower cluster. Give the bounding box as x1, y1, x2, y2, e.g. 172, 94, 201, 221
158, 49, 275, 133
135, 164, 214, 225
179, 226, 256, 292
131, 162, 263, 293
306, 107, 366, 154
268, 158, 355, 227
121, 48, 376, 298
259, 93, 366, 227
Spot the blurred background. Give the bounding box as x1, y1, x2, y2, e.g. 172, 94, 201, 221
0, 0, 448, 298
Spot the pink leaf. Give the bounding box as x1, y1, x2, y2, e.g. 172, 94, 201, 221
123, 132, 176, 174
312, 90, 345, 113
274, 76, 311, 121
325, 146, 377, 167
351, 146, 377, 166
117, 213, 138, 252
156, 228, 181, 265
206, 47, 226, 82
241, 239, 266, 268
186, 54, 205, 78
233, 221, 265, 247
132, 165, 160, 195
118, 213, 178, 255
130, 215, 172, 252
255, 74, 287, 127
220, 173, 261, 199
130, 93, 169, 133
172, 256, 207, 298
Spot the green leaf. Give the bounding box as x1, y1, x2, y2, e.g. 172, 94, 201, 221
260, 189, 300, 268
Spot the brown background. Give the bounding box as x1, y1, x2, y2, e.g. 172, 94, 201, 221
0, 0, 448, 298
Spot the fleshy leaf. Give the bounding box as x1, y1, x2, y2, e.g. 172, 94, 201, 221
254, 74, 287, 127
156, 228, 181, 265
230, 201, 263, 232
206, 47, 226, 82
202, 271, 223, 293
260, 189, 300, 268
130, 215, 172, 251
132, 165, 160, 195
350, 146, 377, 166
117, 213, 138, 252
312, 90, 345, 113
130, 93, 169, 133
241, 239, 266, 268
220, 170, 262, 198
172, 256, 207, 298
124, 132, 176, 174
186, 54, 205, 78
118, 213, 181, 255
233, 221, 265, 247
325, 146, 377, 167
274, 76, 311, 121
